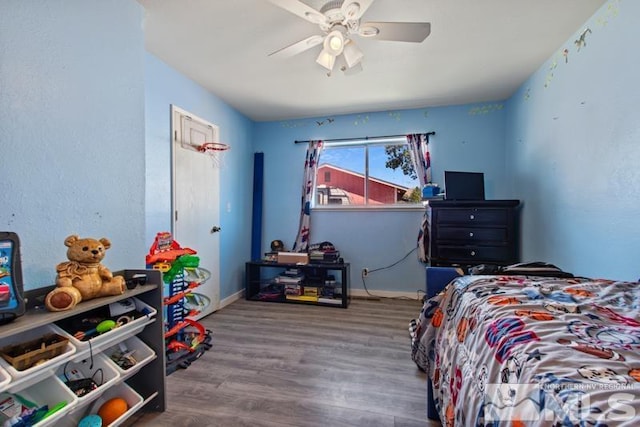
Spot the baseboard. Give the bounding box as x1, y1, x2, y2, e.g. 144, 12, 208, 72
219, 288, 244, 309
350, 289, 422, 301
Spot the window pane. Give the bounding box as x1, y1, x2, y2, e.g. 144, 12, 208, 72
369, 144, 420, 204
316, 146, 365, 205
315, 142, 422, 207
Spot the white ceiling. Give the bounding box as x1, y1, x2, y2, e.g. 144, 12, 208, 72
138, 0, 606, 122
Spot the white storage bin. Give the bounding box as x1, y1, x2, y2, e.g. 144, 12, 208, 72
0, 365, 11, 393
87, 381, 144, 426
0, 324, 77, 391
9, 374, 80, 427
56, 352, 120, 410
104, 336, 156, 380
51, 297, 157, 361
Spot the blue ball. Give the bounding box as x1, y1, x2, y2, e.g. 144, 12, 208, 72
78, 414, 102, 427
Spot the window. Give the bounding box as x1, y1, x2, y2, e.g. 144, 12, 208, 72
314, 138, 421, 207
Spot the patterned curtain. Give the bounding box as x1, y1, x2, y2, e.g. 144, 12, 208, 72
292, 140, 323, 252
407, 133, 432, 263
406, 133, 432, 186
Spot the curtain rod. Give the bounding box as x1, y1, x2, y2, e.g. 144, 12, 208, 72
294, 131, 435, 144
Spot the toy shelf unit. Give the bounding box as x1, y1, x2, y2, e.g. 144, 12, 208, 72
245, 261, 350, 308
0, 269, 165, 427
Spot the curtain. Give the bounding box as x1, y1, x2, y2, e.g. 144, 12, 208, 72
407, 133, 432, 263
292, 140, 323, 252
406, 133, 431, 186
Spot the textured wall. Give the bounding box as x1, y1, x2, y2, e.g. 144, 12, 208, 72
0, 1, 146, 289
506, 0, 639, 280
144, 54, 254, 300
254, 104, 508, 294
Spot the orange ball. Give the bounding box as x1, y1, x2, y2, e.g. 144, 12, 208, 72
98, 397, 128, 425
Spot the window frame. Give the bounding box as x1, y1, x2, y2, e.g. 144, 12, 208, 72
312, 137, 423, 211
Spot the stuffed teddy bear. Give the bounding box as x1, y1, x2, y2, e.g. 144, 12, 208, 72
44, 235, 126, 312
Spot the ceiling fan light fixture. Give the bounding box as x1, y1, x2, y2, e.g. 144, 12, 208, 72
316, 48, 336, 71
343, 40, 363, 68
359, 25, 379, 37
324, 30, 344, 56
343, 61, 363, 75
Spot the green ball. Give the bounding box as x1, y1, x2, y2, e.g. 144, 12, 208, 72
96, 319, 116, 334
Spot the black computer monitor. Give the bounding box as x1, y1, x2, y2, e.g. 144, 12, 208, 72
444, 171, 485, 200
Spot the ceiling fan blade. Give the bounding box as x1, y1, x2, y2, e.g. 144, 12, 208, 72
269, 34, 324, 58
341, 0, 375, 21
267, 0, 328, 25
360, 21, 431, 42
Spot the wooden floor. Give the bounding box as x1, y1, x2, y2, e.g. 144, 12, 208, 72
126, 297, 441, 427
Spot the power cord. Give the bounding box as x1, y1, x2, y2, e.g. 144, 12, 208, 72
360, 247, 423, 300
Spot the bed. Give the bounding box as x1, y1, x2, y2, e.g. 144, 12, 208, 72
410, 268, 640, 426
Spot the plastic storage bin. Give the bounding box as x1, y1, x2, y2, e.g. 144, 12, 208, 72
56, 352, 120, 410
0, 365, 11, 393
87, 382, 144, 426
51, 297, 157, 361
104, 336, 156, 380
0, 325, 77, 391
9, 374, 80, 427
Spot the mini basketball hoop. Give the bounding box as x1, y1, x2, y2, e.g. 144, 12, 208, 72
197, 142, 230, 168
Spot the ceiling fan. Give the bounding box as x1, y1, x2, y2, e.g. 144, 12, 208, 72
267, 0, 431, 75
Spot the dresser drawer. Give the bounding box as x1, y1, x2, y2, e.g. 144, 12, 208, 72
437, 208, 507, 225
437, 227, 507, 242
437, 245, 512, 263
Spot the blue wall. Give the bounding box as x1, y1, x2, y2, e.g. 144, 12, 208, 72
505, 0, 639, 281
2, 0, 635, 298
144, 54, 254, 300
254, 104, 508, 293
0, 0, 146, 289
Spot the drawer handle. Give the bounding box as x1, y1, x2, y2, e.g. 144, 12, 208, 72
470, 251, 476, 256
470, 214, 475, 220
469, 232, 474, 237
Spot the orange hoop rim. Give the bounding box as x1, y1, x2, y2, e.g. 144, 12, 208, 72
197, 142, 230, 152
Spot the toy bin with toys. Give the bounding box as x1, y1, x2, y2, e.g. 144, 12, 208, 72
59, 381, 144, 427
51, 297, 157, 362
0, 325, 77, 390
103, 335, 156, 380
0, 374, 79, 427
56, 352, 120, 411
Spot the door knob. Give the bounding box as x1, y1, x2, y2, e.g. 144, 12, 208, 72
211, 226, 221, 233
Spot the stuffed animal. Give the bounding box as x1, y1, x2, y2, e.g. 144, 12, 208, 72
44, 235, 125, 312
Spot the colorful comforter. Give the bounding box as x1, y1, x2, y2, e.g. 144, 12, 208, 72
412, 275, 640, 426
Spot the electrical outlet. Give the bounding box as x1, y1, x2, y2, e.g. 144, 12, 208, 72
362, 268, 369, 277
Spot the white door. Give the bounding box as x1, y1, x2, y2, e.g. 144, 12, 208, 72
171, 105, 220, 318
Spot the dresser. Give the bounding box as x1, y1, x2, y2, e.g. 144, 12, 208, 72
424, 199, 520, 268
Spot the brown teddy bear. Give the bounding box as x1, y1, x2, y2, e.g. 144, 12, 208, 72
44, 235, 126, 312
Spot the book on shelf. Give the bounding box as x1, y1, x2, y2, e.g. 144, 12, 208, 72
318, 297, 341, 305
280, 268, 302, 276
302, 286, 318, 297
285, 295, 318, 302
274, 275, 304, 284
